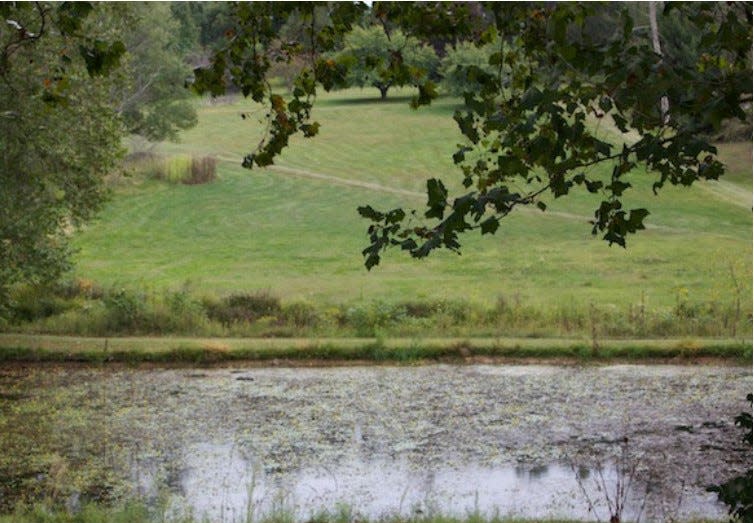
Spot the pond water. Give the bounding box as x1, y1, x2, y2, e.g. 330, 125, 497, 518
0, 363, 750, 521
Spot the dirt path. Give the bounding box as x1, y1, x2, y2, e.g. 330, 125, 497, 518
218, 156, 697, 234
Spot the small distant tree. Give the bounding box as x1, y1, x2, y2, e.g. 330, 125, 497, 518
439, 39, 498, 97
330, 25, 438, 100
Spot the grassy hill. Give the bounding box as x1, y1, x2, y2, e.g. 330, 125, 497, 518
75, 90, 751, 301
14, 87, 746, 339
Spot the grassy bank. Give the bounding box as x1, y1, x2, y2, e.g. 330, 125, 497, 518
0, 334, 749, 365
0, 502, 722, 523
3, 282, 750, 340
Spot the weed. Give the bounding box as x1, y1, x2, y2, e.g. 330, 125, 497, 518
185, 156, 217, 185
123, 152, 216, 185
103, 288, 148, 332
570, 438, 646, 523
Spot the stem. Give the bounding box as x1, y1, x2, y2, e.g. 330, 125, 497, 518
648, 1, 670, 124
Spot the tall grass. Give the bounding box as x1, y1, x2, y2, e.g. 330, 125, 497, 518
0, 501, 589, 523
2, 281, 750, 340
123, 152, 216, 185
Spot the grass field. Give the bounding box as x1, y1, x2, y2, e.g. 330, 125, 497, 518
73, 90, 752, 305
6, 87, 743, 339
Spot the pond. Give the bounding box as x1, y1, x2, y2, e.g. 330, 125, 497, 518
0, 363, 750, 521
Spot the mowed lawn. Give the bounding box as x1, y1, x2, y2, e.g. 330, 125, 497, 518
72, 88, 752, 310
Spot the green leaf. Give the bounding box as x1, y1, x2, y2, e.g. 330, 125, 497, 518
598, 96, 613, 113
480, 216, 499, 235
79, 40, 126, 77
385, 208, 406, 224
425, 179, 448, 219
627, 208, 649, 231
56, 2, 93, 35
357, 205, 384, 221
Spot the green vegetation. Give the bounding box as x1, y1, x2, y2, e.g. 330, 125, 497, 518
327, 26, 438, 100
0, 333, 748, 365
0, 502, 594, 523
0, 2, 199, 312
0, 89, 748, 341
0, 3, 124, 312
16, 90, 739, 340
109, 2, 198, 142
123, 153, 217, 185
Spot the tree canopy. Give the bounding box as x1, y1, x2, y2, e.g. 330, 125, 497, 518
109, 2, 198, 143
0, 2, 203, 311
190, 2, 752, 269
328, 25, 438, 100
0, 2, 125, 309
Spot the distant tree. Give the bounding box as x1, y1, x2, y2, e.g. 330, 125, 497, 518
191, 2, 752, 269
439, 39, 498, 97
109, 3, 198, 143
0, 2, 125, 312
330, 25, 438, 100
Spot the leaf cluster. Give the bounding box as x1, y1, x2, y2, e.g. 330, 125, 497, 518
189, 2, 751, 269
358, 2, 751, 266
706, 394, 753, 523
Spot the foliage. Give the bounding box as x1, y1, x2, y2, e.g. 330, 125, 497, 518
328, 25, 438, 100
359, 2, 752, 267
4, 279, 751, 340
107, 3, 198, 142
190, 2, 434, 168
0, 2, 125, 313
190, 3, 751, 267
204, 291, 282, 326
707, 394, 753, 523
439, 39, 498, 97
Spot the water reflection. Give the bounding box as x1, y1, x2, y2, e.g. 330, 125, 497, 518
2, 364, 747, 520
136, 441, 724, 523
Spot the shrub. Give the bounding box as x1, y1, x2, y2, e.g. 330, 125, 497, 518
341, 302, 408, 337
164, 155, 192, 183
400, 300, 441, 318
56, 278, 105, 300
103, 288, 148, 332
204, 291, 281, 326
7, 284, 76, 323
185, 156, 217, 185
281, 301, 320, 328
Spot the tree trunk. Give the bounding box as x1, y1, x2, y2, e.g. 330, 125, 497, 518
378, 84, 389, 100
649, 1, 670, 124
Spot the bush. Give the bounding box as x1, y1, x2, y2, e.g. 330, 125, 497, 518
204, 291, 281, 326
103, 288, 148, 332
185, 156, 217, 185
281, 301, 320, 328
7, 284, 76, 323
